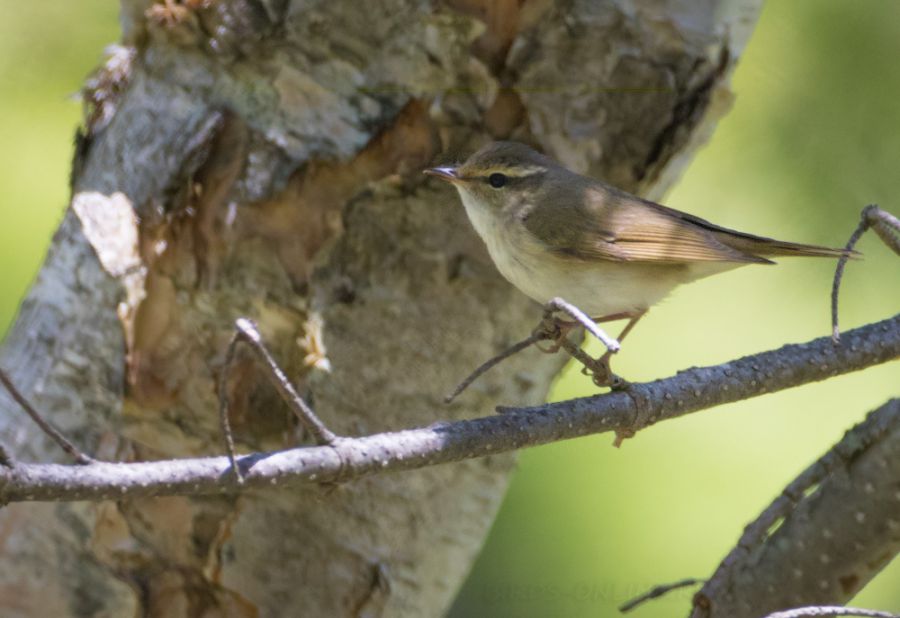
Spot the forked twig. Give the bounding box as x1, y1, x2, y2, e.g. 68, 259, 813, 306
619, 577, 703, 613
762, 607, 899, 618
219, 318, 337, 481
445, 297, 622, 402
0, 368, 94, 465
832, 205, 900, 342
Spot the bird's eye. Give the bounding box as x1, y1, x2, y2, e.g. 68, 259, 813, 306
488, 173, 508, 188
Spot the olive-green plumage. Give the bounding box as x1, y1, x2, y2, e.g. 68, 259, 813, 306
426, 141, 851, 323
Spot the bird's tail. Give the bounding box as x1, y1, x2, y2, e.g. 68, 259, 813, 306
744, 238, 856, 259
709, 228, 859, 260
668, 207, 859, 261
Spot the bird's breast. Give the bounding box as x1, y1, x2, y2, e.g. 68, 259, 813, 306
457, 191, 689, 317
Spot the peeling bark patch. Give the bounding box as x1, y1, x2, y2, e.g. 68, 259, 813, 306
139, 567, 259, 617
91, 496, 255, 616
250, 98, 439, 287
128, 271, 178, 408
126, 112, 247, 408
72, 191, 147, 376
484, 88, 526, 138
444, 0, 552, 72
188, 111, 250, 286
72, 192, 143, 279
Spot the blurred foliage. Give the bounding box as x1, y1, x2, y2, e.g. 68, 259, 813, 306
0, 1, 896, 617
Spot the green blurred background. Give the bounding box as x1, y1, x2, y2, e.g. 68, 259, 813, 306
0, 1, 896, 616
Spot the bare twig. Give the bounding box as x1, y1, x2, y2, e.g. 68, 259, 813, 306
0, 315, 895, 504
218, 328, 245, 482
447, 297, 622, 401
619, 577, 703, 613
762, 607, 899, 618
445, 331, 549, 403
218, 318, 338, 481
0, 368, 94, 465
832, 205, 900, 342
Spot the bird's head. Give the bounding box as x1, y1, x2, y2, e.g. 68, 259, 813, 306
424, 141, 562, 214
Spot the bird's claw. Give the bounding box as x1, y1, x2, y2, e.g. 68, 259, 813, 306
532, 315, 570, 353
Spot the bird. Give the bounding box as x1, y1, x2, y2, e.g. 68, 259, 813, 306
425, 141, 852, 380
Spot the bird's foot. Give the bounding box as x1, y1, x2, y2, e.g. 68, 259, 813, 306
579, 353, 630, 390
533, 317, 578, 354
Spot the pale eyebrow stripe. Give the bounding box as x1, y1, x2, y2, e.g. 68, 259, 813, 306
462, 165, 547, 179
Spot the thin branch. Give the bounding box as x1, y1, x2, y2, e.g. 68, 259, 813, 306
0, 315, 895, 504
762, 607, 899, 618
445, 330, 549, 403
447, 297, 626, 401
218, 326, 245, 482
0, 368, 95, 465
832, 205, 900, 342
619, 577, 703, 613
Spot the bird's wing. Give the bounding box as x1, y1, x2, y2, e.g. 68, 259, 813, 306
521, 184, 772, 264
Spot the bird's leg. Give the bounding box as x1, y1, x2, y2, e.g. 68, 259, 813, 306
581, 311, 646, 387
531, 301, 638, 389
571, 310, 646, 388
598, 311, 646, 362
533, 318, 579, 353
535, 297, 621, 355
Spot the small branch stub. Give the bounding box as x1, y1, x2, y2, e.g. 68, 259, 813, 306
0, 368, 95, 465
619, 578, 703, 613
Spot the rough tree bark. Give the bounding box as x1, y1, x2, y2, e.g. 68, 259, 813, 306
0, 1, 766, 615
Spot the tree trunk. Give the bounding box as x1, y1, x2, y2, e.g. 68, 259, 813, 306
0, 1, 762, 615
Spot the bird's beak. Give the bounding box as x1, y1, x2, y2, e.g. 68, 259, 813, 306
423, 166, 460, 183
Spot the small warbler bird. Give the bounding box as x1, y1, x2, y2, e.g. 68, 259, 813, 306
425, 141, 850, 356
